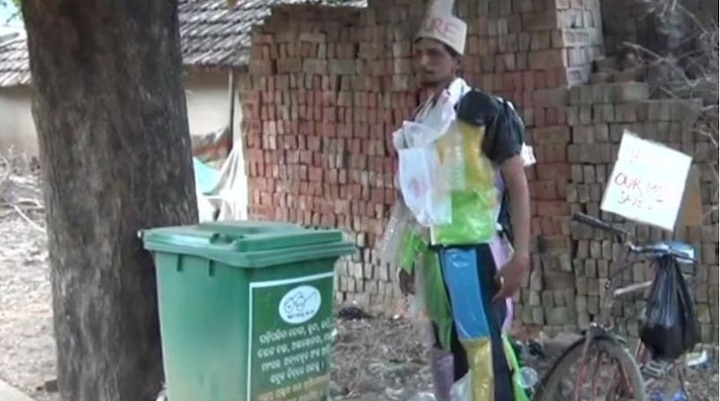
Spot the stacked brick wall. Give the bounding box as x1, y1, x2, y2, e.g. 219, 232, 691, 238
240, 3, 417, 308
516, 80, 720, 341
240, 0, 719, 342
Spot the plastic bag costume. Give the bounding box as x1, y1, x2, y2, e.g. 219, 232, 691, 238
378, 79, 534, 401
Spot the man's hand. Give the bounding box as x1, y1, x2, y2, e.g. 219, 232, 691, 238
398, 269, 415, 296
492, 254, 529, 302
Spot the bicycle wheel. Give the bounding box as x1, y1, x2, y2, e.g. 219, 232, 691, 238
535, 337, 647, 401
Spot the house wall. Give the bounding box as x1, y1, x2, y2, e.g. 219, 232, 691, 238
0, 85, 35, 154
185, 68, 241, 139
243, 0, 718, 344
0, 68, 243, 156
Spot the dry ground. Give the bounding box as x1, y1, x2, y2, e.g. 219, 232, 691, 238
0, 163, 716, 401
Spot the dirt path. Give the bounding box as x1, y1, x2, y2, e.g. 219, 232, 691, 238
0, 214, 56, 401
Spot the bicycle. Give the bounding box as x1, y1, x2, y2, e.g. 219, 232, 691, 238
534, 212, 699, 401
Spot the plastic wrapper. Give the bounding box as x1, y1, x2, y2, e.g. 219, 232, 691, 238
422, 336, 530, 401
450, 373, 473, 401
409, 250, 429, 321
431, 120, 498, 245
640, 256, 699, 360
393, 93, 458, 228
489, 236, 515, 332
407, 392, 436, 401
408, 248, 445, 351
376, 199, 415, 266
430, 348, 455, 401
501, 335, 531, 401
417, 90, 458, 140
520, 144, 536, 167
394, 120, 446, 149
375, 200, 426, 271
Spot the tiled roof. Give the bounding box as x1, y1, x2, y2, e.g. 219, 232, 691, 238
0, 33, 28, 87
0, 0, 367, 88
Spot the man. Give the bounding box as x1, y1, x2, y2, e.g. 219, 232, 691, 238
393, 1, 532, 400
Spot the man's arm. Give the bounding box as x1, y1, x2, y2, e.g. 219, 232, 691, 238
486, 100, 532, 300
500, 156, 531, 261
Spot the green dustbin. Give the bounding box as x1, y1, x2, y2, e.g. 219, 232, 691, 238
140, 221, 356, 401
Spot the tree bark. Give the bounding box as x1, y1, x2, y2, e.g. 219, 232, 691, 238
20, 1, 198, 400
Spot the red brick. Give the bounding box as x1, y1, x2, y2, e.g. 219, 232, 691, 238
535, 200, 570, 217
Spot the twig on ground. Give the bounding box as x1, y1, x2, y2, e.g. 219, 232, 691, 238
10, 204, 44, 232
0, 155, 11, 201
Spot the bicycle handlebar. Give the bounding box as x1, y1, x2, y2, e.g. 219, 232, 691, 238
572, 213, 698, 264
571, 213, 629, 238
629, 244, 698, 264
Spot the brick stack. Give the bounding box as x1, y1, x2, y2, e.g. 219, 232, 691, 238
240, 0, 718, 346
556, 80, 718, 342
242, 2, 425, 308
453, 0, 603, 107
458, 0, 606, 334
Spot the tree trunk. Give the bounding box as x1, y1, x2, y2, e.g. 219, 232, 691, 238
20, 1, 198, 400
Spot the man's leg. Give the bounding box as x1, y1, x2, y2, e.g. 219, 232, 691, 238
430, 324, 463, 401
474, 245, 515, 401
432, 323, 469, 382
436, 244, 515, 401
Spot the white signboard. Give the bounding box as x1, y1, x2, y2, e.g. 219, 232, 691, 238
601, 130, 692, 231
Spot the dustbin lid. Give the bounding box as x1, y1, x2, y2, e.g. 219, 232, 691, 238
140, 221, 356, 268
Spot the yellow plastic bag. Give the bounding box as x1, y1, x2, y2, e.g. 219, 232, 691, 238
431, 120, 498, 246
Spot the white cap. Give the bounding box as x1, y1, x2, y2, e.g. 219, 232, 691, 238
415, 0, 467, 56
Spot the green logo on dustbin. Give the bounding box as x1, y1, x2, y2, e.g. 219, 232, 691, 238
279, 285, 322, 325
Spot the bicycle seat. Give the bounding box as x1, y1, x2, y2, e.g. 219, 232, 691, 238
645, 241, 696, 265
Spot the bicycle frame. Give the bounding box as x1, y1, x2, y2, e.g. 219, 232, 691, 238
596, 242, 654, 328
555, 213, 699, 400
568, 241, 646, 400
573, 239, 692, 399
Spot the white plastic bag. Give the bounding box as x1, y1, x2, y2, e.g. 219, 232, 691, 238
397, 146, 451, 227
393, 91, 457, 151
394, 120, 446, 149
420, 91, 457, 136
197, 191, 217, 222
450, 373, 472, 401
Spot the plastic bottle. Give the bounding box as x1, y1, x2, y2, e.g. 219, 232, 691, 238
518, 366, 539, 390
672, 391, 688, 401
650, 392, 668, 401
446, 123, 466, 191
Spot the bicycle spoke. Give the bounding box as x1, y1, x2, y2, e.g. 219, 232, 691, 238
545, 346, 640, 401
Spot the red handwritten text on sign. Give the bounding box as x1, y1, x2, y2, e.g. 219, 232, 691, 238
611, 171, 668, 211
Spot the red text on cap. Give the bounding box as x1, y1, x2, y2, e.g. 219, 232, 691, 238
423, 17, 462, 41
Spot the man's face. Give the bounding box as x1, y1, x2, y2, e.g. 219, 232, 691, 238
414, 38, 460, 89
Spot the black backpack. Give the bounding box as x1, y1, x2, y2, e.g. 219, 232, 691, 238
455, 89, 527, 245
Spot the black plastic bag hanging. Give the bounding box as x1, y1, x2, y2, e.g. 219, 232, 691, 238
639, 256, 699, 360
